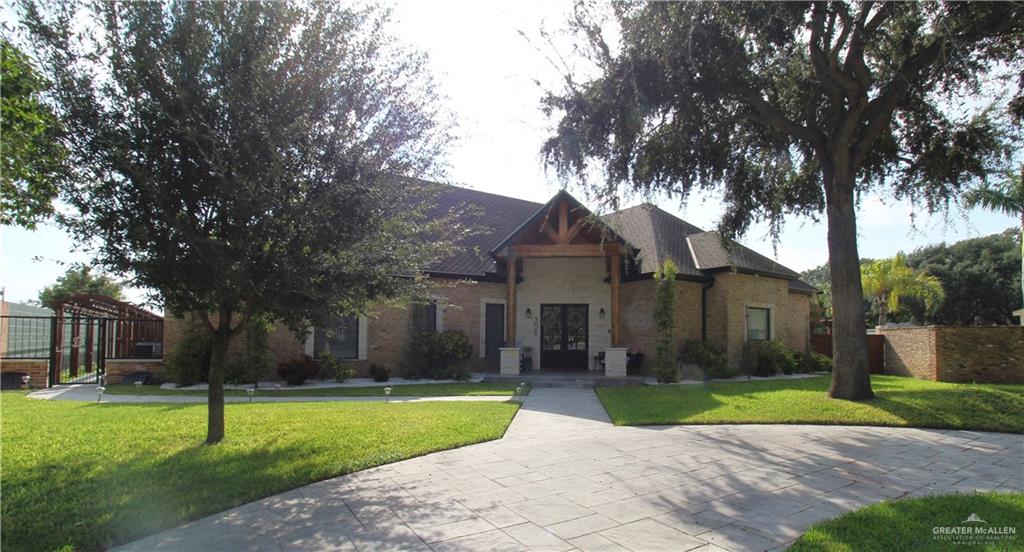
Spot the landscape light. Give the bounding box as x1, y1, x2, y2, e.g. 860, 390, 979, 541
96, 386, 106, 403
20, 375, 30, 388
246, 388, 255, 403
384, 387, 392, 403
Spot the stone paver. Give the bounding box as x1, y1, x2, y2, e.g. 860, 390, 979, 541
115, 388, 1023, 552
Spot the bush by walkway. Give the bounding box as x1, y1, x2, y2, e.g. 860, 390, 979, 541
0, 392, 519, 552
596, 375, 1024, 433
790, 492, 1024, 551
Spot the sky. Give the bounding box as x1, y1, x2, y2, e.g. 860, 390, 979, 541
0, 1, 1018, 308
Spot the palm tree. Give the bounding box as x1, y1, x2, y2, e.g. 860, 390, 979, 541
964, 164, 1024, 309
861, 253, 945, 326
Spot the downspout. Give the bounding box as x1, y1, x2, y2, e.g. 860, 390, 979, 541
701, 278, 715, 341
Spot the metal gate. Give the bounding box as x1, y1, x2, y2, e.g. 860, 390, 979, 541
1, 314, 163, 386
49, 316, 106, 385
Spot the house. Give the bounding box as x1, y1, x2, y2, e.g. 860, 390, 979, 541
163, 184, 817, 378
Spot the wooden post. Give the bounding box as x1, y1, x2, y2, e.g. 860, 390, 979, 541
558, 201, 568, 238
506, 257, 517, 345
610, 253, 621, 347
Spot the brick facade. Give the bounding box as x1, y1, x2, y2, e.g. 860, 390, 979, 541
104, 359, 165, 384
705, 272, 811, 369
0, 359, 48, 388
161, 268, 812, 377
880, 325, 1024, 384
620, 279, 703, 363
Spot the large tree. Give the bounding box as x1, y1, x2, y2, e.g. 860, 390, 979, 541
1, 38, 65, 228
964, 163, 1024, 307
904, 229, 1023, 325
38, 265, 123, 309
22, 1, 467, 442
541, 2, 1023, 399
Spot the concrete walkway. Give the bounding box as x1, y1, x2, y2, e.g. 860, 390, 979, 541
28, 384, 511, 403
116, 388, 1022, 552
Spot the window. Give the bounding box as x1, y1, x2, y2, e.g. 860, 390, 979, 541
412, 302, 437, 334
746, 307, 771, 341
314, 317, 359, 359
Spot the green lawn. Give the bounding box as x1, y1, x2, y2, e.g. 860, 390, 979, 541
596, 375, 1024, 433
0, 392, 519, 552
790, 493, 1024, 551
104, 382, 522, 397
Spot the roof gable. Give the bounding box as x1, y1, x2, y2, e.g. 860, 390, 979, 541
488, 189, 633, 258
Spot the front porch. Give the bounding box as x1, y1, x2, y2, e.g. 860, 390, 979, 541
490, 191, 635, 378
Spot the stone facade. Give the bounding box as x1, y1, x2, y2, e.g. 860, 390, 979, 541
705, 272, 811, 369
880, 325, 1024, 384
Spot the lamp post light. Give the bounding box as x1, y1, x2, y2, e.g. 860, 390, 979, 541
384, 387, 392, 403
96, 386, 106, 403
20, 375, 30, 389
246, 388, 255, 403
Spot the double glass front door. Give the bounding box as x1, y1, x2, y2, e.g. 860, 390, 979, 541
540, 304, 588, 370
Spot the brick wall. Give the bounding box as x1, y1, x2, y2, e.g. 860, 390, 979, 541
0, 359, 48, 388
104, 359, 165, 384
880, 326, 937, 380
620, 279, 703, 364
706, 272, 811, 369
163, 315, 306, 372
881, 325, 1024, 383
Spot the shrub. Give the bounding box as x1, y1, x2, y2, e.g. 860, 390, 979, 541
678, 340, 731, 379
653, 260, 679, 383
369, 363, 390, 382
163, 317, 211, 386
276, 356, 319, 386
320, 352, 358, 382
403, 330, 473, 380
740, 340, 799, 377
810, 352, 832, 372
224, 316, 273, 384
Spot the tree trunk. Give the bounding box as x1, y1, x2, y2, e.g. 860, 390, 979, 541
206, 312, 234, 444
877, 292, 889, 327
825, 177, 874, 400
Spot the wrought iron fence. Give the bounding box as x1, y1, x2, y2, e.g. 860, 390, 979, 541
0, 315, 163, 361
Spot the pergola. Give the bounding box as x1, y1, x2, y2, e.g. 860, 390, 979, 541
54, 294, 162, 376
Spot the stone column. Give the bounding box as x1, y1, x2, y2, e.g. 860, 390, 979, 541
499, 347, 520, 376
604, 347, 628, 377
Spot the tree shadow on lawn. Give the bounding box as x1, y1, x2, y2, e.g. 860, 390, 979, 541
605, 376, 1024, 433
789, 492, 1024, 551
1, 400, 515, 552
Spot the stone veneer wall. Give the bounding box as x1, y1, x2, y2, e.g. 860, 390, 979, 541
704, 272, 811, 369
620, 279, 702, 362
880, 325, 1024, 383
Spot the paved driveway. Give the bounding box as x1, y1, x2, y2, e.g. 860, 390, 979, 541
118, 388, 1023, 552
